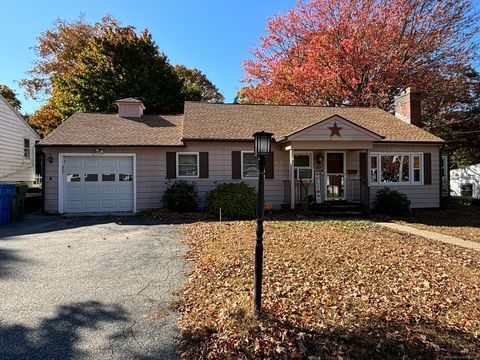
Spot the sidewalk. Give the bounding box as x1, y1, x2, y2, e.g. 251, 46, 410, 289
377, 222, 480, 252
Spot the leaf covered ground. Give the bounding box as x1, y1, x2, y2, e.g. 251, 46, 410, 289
177, 220, 480, 359
395, 203, 480, 242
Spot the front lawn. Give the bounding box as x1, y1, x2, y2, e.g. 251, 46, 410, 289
395, 203, 480, 242
178, 220, 480, 359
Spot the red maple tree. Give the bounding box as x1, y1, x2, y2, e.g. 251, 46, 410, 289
241, 0, 478, 109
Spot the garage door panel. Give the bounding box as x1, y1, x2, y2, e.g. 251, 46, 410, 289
101, 187, 117, 196
65, 200, 83, 211
118, 158, 133, 169
63, 156, 134, 213
100, 158, 117, 168
101, 199, 117, 209
118, 199, 133, 208
64, 158, 82, 170
118, 186, 133, 195
65, 187, 82, 196
83, 187, 100, 196
83, 200, 101, 210
84, 158, 100, 169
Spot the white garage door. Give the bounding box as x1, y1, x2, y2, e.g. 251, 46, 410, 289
62, 155, 134, 213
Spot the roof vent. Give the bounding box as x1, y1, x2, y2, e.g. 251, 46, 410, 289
394, 87, 421, 127
116, 98, 145, 118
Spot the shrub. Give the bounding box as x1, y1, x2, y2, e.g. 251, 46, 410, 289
451, 195, 474, 205
162, 180, 199, 212
373, 187, 411, 216
471, 198, 480, 207
205, 182, 256, 219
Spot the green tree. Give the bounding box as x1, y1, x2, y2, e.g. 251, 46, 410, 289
53, 21, 183, 115
174, 65, 224, 103
423, 66, 480, 168
23, 16, 223, 136
0, 84, 22, 111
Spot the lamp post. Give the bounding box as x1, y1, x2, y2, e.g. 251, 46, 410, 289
253, 131, 273, 317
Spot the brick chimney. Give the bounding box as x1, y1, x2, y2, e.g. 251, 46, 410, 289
394, 87, 422, 127
116, 98, 145, 118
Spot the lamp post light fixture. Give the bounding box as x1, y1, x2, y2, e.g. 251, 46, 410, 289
252, 131, 273, 317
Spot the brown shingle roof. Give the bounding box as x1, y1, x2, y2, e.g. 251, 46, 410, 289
182, 102, 443, 143
38, 112, 183, 146
40, 102, 443, 146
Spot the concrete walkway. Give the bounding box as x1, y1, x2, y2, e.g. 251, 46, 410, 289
377, 222, 480, 252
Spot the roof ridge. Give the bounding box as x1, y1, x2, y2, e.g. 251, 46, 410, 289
184, 101, 383, 110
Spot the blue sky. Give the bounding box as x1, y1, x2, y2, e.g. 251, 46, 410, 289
0, 0, 295, 114
1, 1, 478, 114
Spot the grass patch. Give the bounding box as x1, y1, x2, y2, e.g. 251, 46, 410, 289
178, 220, 480, 359
395, 202, 480, 242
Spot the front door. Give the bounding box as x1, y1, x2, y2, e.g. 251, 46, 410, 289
325, 152, 345, 201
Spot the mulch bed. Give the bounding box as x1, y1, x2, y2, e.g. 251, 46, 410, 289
176, 220, 480, 359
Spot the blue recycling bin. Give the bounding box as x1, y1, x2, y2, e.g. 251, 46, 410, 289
0, 183, 15, 225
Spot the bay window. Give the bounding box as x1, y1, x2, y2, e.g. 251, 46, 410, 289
370, 153, 422, 185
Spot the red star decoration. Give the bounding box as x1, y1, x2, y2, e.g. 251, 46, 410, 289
328, 121, 342, 137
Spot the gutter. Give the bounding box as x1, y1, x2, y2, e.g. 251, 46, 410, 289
37, 144, 186, 148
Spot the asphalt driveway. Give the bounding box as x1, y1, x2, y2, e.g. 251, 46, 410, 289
0, 214, 189, 359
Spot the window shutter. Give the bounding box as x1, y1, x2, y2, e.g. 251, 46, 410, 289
232, 151, 241, 179
265, 152, 274, 179
424, 153, 432, 185
166, 152, 176, 179
199, 152, 209, 178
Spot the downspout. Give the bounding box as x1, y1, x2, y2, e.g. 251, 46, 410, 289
40, 149, 46, 214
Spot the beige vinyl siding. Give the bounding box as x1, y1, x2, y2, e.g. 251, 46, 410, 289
171, 142, 289, 208
0, 97, 39, 184
42, 142, 442, 213
286, 115, 382, 142
42, 143, 289, 213
369, 143, 442, 208
346, 150, 361, 202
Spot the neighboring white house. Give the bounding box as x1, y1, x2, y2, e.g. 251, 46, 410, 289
450, 163, 480, 198
0, 94, 40, 186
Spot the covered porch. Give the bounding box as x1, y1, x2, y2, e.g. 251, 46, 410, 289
278, 114, 383, 210
282, 148, 370, 210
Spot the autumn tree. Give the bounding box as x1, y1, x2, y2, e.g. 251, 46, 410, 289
0, 84, 22, 111
242, 0, 479, 165
174, 65, 224, 103
242, 0, 478, 109
20, 16, 97, 100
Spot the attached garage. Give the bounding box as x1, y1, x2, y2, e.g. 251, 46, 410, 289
59, 154, 136, 213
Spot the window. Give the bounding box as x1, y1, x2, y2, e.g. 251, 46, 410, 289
242, 151, 258, 178
24, 138, 30, 158
66, 174, 81, 182
413, 155, 421, 182
84, 174, 98, 182
370, 156, 378, 183
102, 174, 116, 181
119, 174, 133, 181
176, 153, 199, 177
293, 152, 313, 180
460, 184, 473, 197
370, 153, 422, 185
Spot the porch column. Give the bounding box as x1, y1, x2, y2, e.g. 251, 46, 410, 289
290, 148, 295, 209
